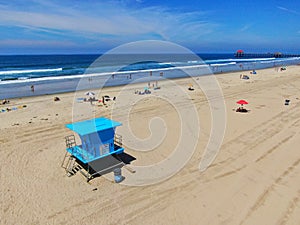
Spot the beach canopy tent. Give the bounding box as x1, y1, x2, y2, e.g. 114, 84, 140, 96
236, 100, 248, 105
85, 91, 95, 97
65, 117, 124, 164
236, 99, 249, 112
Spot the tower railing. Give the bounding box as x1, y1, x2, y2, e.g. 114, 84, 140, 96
62, 135, 82, 176
114, 133, 122, 148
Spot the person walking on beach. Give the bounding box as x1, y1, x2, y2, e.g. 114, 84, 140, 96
31, 85, 34, 93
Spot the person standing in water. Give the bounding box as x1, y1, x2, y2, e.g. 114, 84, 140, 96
31, 85, 34, 93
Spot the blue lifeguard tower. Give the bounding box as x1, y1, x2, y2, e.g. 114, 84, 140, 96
62, 117, 126, 182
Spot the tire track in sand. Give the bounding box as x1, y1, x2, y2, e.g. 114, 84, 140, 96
212, 102, 300, 169
239, 158, 300, 224
276, 193, 300, 225
255, 134, 295, 163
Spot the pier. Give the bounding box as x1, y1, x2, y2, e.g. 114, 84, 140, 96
235, 50, 300, 58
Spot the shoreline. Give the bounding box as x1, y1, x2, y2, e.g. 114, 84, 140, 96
1, 62, 297, 100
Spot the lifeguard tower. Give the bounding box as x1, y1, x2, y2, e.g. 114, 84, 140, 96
61, 117, 126, 182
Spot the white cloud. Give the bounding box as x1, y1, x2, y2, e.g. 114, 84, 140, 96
240, 24, 252, 32
0, 9, 149, 35
277, 6, 289, 11
0, 39, 76, 47
0, 1, 217, 44
277, 6, 300, 15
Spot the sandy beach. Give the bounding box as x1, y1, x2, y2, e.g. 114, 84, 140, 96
1, 65, 300, 224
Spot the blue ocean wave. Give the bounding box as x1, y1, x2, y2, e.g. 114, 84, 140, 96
0, 68, 63, 75
0, 54, 300, 98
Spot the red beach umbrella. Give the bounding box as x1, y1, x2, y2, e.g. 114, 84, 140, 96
236, 100, 248, 105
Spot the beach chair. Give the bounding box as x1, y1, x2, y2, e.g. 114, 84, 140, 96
285, 99, 290, 105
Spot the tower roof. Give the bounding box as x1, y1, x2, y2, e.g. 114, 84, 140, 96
66, 117, 122, 136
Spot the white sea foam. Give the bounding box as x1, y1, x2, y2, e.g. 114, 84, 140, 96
0, 68, 63, 75
230, 57, 276, 62
1, 56, 300, 99
205, 58, 276, 64
0, 64, 210, 85
210, 62, 237, 67
0, 57, 299, 87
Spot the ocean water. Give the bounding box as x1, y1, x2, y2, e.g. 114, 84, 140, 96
0, 54, 299, 99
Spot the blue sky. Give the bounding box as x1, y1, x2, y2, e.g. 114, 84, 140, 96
0, 0, 300, 54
